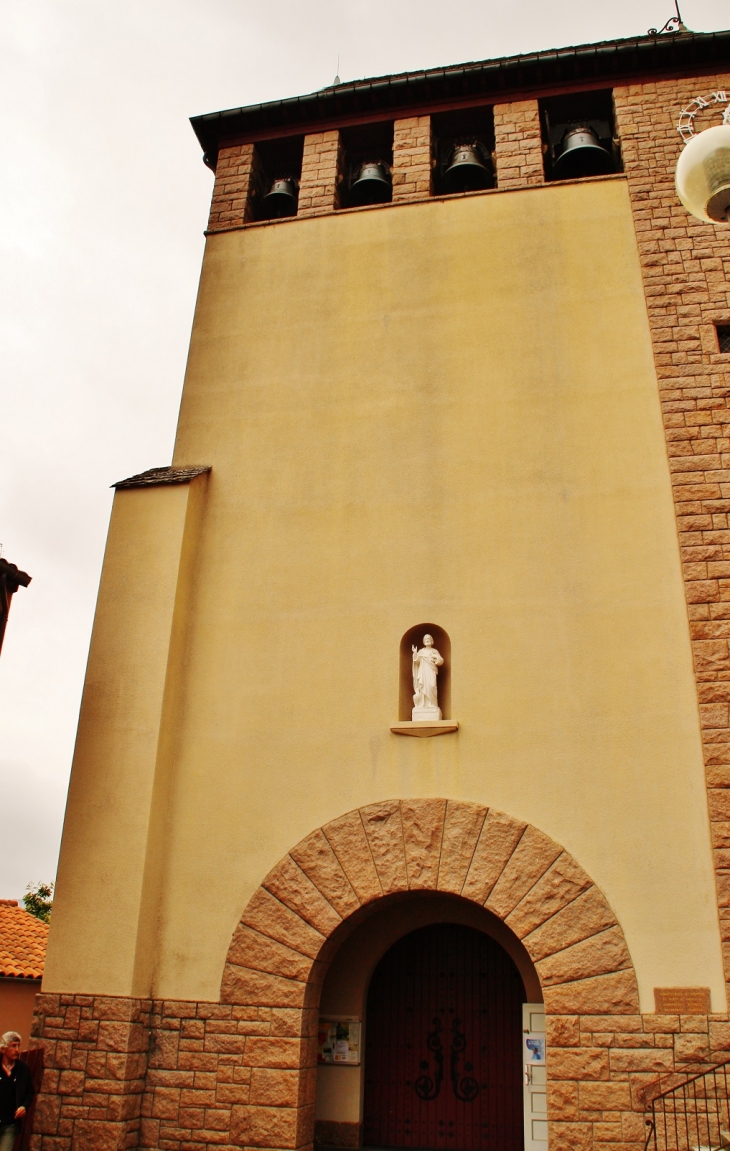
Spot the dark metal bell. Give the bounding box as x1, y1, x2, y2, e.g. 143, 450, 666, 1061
261, 177, 299, 219
553, 126, 614, 179
443, 143, 492, 192
349, 161, 392, 206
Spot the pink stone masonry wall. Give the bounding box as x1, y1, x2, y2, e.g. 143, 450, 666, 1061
614, 72, 730, 990
30, 994, 151, 1151
493, 99, 545, 189
297, 132, 342, 218
30, 995, 730, 1151
207, 144, 260, 232
392, 117, 432, 204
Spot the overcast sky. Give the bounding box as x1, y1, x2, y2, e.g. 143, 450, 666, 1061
1, 0, 727, 901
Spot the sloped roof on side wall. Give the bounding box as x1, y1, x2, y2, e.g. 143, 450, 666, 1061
0, 901, 48, 979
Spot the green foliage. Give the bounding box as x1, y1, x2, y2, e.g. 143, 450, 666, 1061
23, 882, 54, 923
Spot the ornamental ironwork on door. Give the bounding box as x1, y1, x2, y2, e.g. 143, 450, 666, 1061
363, 922, 525, 1151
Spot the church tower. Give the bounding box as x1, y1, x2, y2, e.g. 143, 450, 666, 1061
30, 28, 730, 1151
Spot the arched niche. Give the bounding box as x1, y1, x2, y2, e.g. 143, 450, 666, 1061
399, 623, 451, 720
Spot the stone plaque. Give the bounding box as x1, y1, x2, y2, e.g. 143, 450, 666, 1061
654, 987, 711, 1014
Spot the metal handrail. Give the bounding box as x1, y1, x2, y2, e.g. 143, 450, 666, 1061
646, 1059, 730, 1151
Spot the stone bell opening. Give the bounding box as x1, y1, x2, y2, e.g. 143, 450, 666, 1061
363, 923, 525, 1151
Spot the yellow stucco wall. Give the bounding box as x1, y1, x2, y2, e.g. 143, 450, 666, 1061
45, 177, 725, 1011
43, 477, 208, 995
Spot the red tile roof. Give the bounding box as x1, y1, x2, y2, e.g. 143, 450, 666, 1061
0, 900, 48, 979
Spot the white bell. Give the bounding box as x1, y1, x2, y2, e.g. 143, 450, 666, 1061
675, 123, 730, 224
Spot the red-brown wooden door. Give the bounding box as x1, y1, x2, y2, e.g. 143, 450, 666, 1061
363, 924, 525, 1151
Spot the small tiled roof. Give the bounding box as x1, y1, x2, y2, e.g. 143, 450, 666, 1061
112, 465, 211, 490
0, 900, 48, 979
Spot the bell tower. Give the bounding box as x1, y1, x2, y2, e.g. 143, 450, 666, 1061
29, 27, 730, 1151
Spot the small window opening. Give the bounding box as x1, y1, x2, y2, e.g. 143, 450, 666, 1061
399, 624, 451, 721
717, 325, 730, 354
339, 122, 394, 208
540, 89, 620, 182
432, 106, 496, 195
252, 135, 304, 220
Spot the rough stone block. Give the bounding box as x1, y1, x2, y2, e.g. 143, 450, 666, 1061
536, 926, 632, 986
437, 802, 487, 894
270, 1007, 316, 1039
151, 1087, 181, 1120
359, 801, 409, 894
579, 1082, 632, 1110
709, 790, 730, 821
609, 1047, 674, 1073
548, 1048, 609, 1081
710, 1020, 730, 1051
547, 1079, 578, 1119
148, 1029, 180, 1070
263, 856, 342, 937
544, 970, 640, 1015
462, 809, 526, 903
93, 996, 150, 1024
180, 1019, 205, 1040
507, 852, 593, 938
200, 1038, 244, 1063
221, 966, 309, 1009
58, 1070, 86, 1095
249, 1068, 301, 1108
97, 1021, 147, 1054
241, 887, 326, 960
487, 825, 563, 919
138, 1118, 160, 1146
622, 1111, 649, 1142
547, 1121, 592, 1151
674, 1033, 710, 1062
525, 886, 617, 962
227, 927, 315, 982
215, 1081, 250, 1105
290, 830, 360, 917
401, 798, 446, 889
547, 1016, 581, 1047
323, 811, 382, 904
243, 1038, 306, 1070
72, 1120, 128, 1151
230, 1102, 300, 1148
642, 1014, 680, 1034
33, 1093, 62, 1135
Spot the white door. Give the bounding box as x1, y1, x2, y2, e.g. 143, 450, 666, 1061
523, 1003, 548, 1151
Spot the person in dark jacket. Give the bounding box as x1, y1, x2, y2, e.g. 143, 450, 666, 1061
0, 1032, 34, 1151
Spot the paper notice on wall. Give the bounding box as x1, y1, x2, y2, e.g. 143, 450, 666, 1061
523, 1034, 546, 1065
317, 1019, 361, 1065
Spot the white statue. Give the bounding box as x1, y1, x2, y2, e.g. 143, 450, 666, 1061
412, 634, 444, 721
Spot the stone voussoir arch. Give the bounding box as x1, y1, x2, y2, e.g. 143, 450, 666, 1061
223, 798, 638, 1015
221, 799, 639, 1150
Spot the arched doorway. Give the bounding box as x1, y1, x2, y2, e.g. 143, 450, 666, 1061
218, 801, 639, 1151
363, 923, 525, 1151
